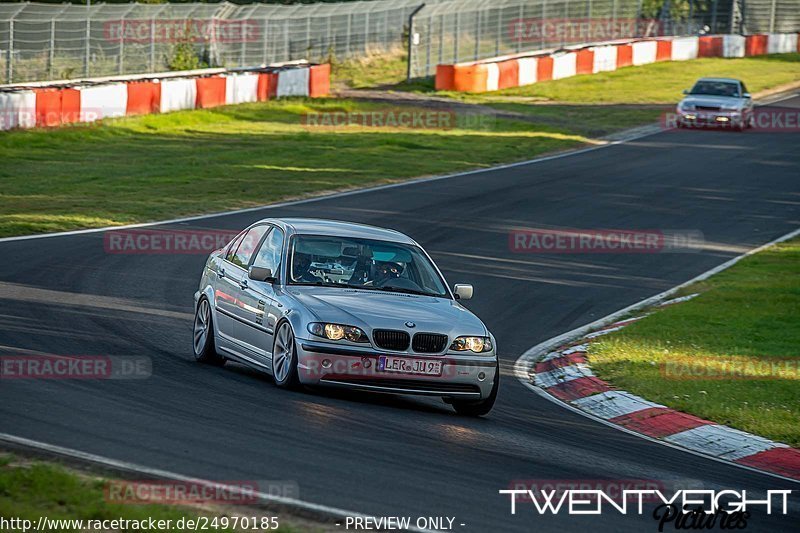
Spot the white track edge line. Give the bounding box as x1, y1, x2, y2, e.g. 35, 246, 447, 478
514, 226, 800, 485
0, 432, 437, 533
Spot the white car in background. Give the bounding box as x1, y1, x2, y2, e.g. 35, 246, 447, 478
677, 77, 754, 131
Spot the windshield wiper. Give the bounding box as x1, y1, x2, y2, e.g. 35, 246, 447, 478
372, 286, 440, 297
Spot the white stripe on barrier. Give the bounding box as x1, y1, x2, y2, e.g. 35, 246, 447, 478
534, 363, 593, 389
663, 425, 781, 461
767, 33, 798, 54
224, 73, 259, 105
592, 45, 618, 73
722, 35, 746, 57
632, 40, 657, 66
552, 52, 577, 80
485, 63, 500, 92
671, 36, 699, 61
79, 83, 128, 122
276, 67, 310, 97
160, 78, 196, 113
571, 390, 663, 419
0, 90, 36, 130
517, 57, 538, 86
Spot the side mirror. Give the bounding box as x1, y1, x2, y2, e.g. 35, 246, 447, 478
682, 89, 690, 95
743, 92, 751, 99
453, 284, 473, 301
249, 266, 276, 283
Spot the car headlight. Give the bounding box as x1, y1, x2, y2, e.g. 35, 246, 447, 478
308, 323, 368, 343
450, 336, 493, 353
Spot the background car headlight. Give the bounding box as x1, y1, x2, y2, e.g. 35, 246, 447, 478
450, 336, 493, 353
308, 323, 368, 343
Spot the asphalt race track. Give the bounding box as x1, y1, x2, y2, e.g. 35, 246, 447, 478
1, 95, 799, 532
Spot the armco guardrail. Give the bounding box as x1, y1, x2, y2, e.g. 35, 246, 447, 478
0, 61, 330, 131
435, 33, 800, 92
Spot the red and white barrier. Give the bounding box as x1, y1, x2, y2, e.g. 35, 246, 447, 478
160, 78, 197, 113
670, 36, 699, 61
632, 40, 657, 66
518, 57, 538, 86
768, 33, 798, 54
0, 91, 36, 129
276, 67, 310, 98
225, 72, 259, 105
592, 45, 618, 73
552, 52, 577, 80
0, 63, 330, 131
722, 35, 746, 58
79, 83, 128, 122
435, 32, 799, 93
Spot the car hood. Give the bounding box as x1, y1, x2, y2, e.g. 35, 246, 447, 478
680, 95, 744, 109
286, 286, 488, 338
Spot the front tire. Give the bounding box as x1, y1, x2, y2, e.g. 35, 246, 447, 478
451, 362, 499, 417
272, 321, 300, 389
193, 297, 225, 366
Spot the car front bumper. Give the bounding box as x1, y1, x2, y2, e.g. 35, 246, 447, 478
678, 110, 744, 127
295, 339, 497, 399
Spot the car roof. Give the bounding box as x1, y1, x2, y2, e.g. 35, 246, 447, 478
695, 77, 742, 84
257, 218, 417, 245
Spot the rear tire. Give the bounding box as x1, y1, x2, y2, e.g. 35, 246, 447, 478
272, 321, 300, 389
451, 362, 499, 417
193, 297, 225, 366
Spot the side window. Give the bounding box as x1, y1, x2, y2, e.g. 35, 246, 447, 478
740, 82, 748, 95
252, 228, 285, 275
225, 232, 246, 262
229, 225, 268, 269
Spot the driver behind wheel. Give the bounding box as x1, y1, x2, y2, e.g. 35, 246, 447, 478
292, 253, 322, 283
373, 261, 404, 285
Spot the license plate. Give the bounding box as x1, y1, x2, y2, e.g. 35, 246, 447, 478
378, 356, 443, 376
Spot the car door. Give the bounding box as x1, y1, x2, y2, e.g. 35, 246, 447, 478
213, 231, 247, 342
219, 224, 270, 353
237, 226, 285, 361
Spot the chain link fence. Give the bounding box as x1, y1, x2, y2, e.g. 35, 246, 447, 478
1, 0, 798, 84
408, 0, 800, 78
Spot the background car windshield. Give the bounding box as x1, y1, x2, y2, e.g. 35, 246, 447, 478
690, 81, 740, 97
289, 235, 449, 297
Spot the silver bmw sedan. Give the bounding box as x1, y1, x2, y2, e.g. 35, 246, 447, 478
193, 218, 498, 416
676, 77, 754, 131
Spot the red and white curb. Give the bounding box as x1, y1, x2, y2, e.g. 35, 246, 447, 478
515, 227, 800, 484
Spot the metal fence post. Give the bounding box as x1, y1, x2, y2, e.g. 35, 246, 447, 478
262, 19, 269, 64
150, 18, 156, 71
6, 17, 13, 83
364, 12, 369, 53
495, 7, 501, 57
768, 0, 776, 32
49, 19, 56, 79
84, 13, 91, 76
454, 11, 460, 63
406, 3, 425, 81
710, 0, 718, 33
516, 4, 523, 53
474, 9, 481, 60
346, 13, 352, 55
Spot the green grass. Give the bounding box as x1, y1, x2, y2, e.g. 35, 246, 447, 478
331, 50, 409, 89
0, 98, 593, 238
446, 54, 800, 104
589, 238, 800, 447
0, 454, 301, 532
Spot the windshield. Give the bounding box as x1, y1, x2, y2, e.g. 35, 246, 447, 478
288, 235, 449, 298
690, 81, 740, 97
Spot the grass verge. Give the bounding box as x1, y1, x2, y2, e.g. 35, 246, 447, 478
0, 452, 313, 532
589, 238, 800, 447
0, 98, 592, 238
